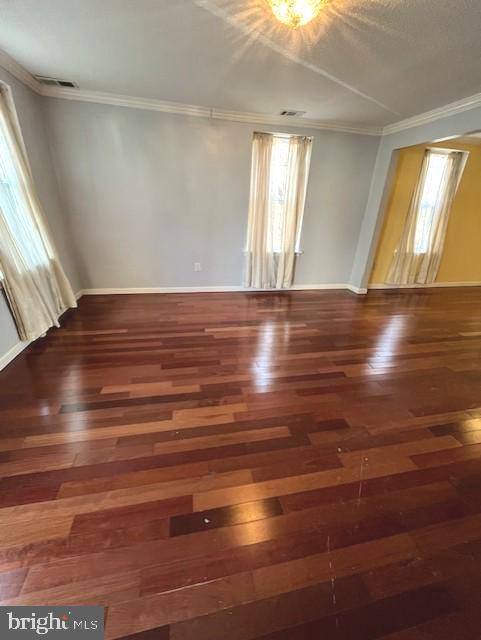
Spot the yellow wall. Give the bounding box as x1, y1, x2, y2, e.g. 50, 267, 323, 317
370, 141, 481, 284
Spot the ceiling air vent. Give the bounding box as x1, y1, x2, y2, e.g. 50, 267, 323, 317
280, 109, 306, 117
35, 76, 78, 89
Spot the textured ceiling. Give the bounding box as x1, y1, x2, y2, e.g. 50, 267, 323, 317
0, 0, 480, 127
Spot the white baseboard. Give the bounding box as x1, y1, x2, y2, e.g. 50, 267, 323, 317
80, 286, 246, 295
0, 338, 31, 372
78, 284, 368, 296
293, 284, 367, 294
345, 284, 368, 295
369, 281, 481, 290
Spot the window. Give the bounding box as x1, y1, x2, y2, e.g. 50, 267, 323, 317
0, 124, 52, 275
413, 151, 450, 255
387, 146, 467, 286
269, 136, 291, 252
245, 132, 312, 289
0, 85, 76, 341
268, 135, 304, 253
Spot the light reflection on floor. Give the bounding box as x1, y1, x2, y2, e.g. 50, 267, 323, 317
252, 318, 291, 390
368, 314, 407, 369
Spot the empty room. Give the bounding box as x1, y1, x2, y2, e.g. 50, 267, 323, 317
1, 0, 481, 638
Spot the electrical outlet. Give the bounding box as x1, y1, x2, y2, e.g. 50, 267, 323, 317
194, 262, 202, 272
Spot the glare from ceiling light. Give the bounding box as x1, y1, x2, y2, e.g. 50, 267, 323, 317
267, 0, 328, 28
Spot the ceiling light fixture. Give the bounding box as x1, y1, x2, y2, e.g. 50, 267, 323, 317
267, 0, 328, 28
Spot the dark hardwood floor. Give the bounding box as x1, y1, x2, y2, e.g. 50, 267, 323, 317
1, 288, 481, 638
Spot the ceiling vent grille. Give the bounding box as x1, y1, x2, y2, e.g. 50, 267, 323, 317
35, 76, 78, 89
280, 109, 306, 117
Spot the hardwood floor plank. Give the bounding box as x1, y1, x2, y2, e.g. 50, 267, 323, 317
252, 533, 418, 600
0, 452, 77, 478
338, 435, 462, 467
0, 568, 28, 599
167, 576, 370, 640
169, 497, 282, 537
71, 495, 193, 535
0, 469, 252, 526
249, 584, 456, 640
57, 461, 209, 498
151, 425, 291, 454
105, 572, 256, 639
18, 413, 236, 448
0, 516, 73, 548
4, 571, 141, 607
193, 460, 419, 512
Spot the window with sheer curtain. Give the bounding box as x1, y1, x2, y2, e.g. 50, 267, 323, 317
387, 148, 468, 285
244, 132, 312, 289
413, 151, 452, 255
269, 136, 304, 254
0, 129, 51, 273
0, 84, 76, 341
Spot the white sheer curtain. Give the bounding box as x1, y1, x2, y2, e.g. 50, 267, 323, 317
0, 85, 77, 342
387, 148, 467, 285
245, 132, 312, 289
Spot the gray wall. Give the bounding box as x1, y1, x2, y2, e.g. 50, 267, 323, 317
0, 67, 81, 364
0, 290, 19, 360
43, 98, 381, 289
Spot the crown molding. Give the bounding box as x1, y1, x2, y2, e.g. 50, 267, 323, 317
1, 47, 481, 139
40, 85, 382, 135
0, 47, 380, 135
38, 85, 481, 138
0, 49, 42, 93
382, 91, 481, 136
41, 86, 213, 118
211, 106, 381, 135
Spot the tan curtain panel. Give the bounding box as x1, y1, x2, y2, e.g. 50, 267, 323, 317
386, 149, 467, 285
0, 85, 77, 342
245, 132, 312, 289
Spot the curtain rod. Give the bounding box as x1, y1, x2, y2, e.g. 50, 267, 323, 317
426, 146, 470, 155
254, 131, 313, 140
